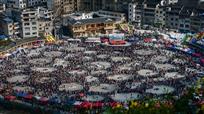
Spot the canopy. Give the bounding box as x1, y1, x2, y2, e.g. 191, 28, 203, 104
24, 94, 33, 100
16, 92, 28, 97
49, 97, 61, 104
80, 102, 93, 109
109, 40, 126, 45
92, 102, 103, 108
5, 95, 16, 101
144, 38, 152, 43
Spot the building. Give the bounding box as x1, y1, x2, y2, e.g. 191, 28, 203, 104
47, 0, 79, 16
190, 9, 204, 33
165, 4, 181, 31
7, 0, 27, 9
68, 17, 117, 38
12, 9, 39, 38
37, 7, 54, 34
65, 12, 123, 38
37, 7, 53, 20
27, 0, 47, 7
38, 18, 53, 34
177, 7, 192, 33
141, 0, 162, 25
0, 17, 20, 37
128, 0, 144, 26
0, 3, 5, 12
96, 10, 126, 22
128, 0, 179, 27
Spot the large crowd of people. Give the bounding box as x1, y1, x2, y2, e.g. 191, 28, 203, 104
0, 39, 203, 106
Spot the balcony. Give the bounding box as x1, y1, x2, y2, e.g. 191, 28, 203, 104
14, 22, 19, 25
73, 29, 85, 32
14, 26, 20, 29
104, 26, 116, 30
14, 31, 20, 34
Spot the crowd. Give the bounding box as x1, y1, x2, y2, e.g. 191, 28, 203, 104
0, 39, 203, 108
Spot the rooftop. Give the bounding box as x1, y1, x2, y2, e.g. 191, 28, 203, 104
69, 17, 116, 26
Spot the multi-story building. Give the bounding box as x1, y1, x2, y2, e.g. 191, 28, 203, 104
0, 3, 5, 12
47, 0, 79, 16
37, 7, 53, 20
177, 7, 192, 33
12, 9, 39, 38
142, 0, 162, 25
128, 0, 144, 26
68, 18, 118, 38
65, 12, 124, 38
7, 0, 27, 9
165, 4, 181, 31
190, 10, 204, 33
0, 17, 20, 37
129, 0, 179, 27
96, 10, 126, 22
37, 7, 53, 34
38, 18, 53, 34
27, 0, 47, 7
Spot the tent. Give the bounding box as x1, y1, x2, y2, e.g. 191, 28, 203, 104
126, 37, 139, 43
109, 40, 126, 45
49, 97, 61, 104
80, 102, 93, 109
144, 38, 152, 43
92, 102, 103, 108
5, 95, 16, 101
16, 92, 28, 97
24, 94, 33, 100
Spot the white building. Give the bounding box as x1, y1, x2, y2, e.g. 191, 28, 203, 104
7, 0, 26, 9
0, 3, 5, 12
13, 9, 39, 38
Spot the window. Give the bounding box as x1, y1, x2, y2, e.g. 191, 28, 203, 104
32, 32, 37, 35
25, 32, 30, 35
24, 23, 30, 26
25, 27, 30, 30
32, 27, 37, 30
185, 25, 189, 28
32, 22, 36, 25
180, 24, 184, 27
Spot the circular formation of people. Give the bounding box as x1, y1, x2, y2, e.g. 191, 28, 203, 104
0, 40, 203, 103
